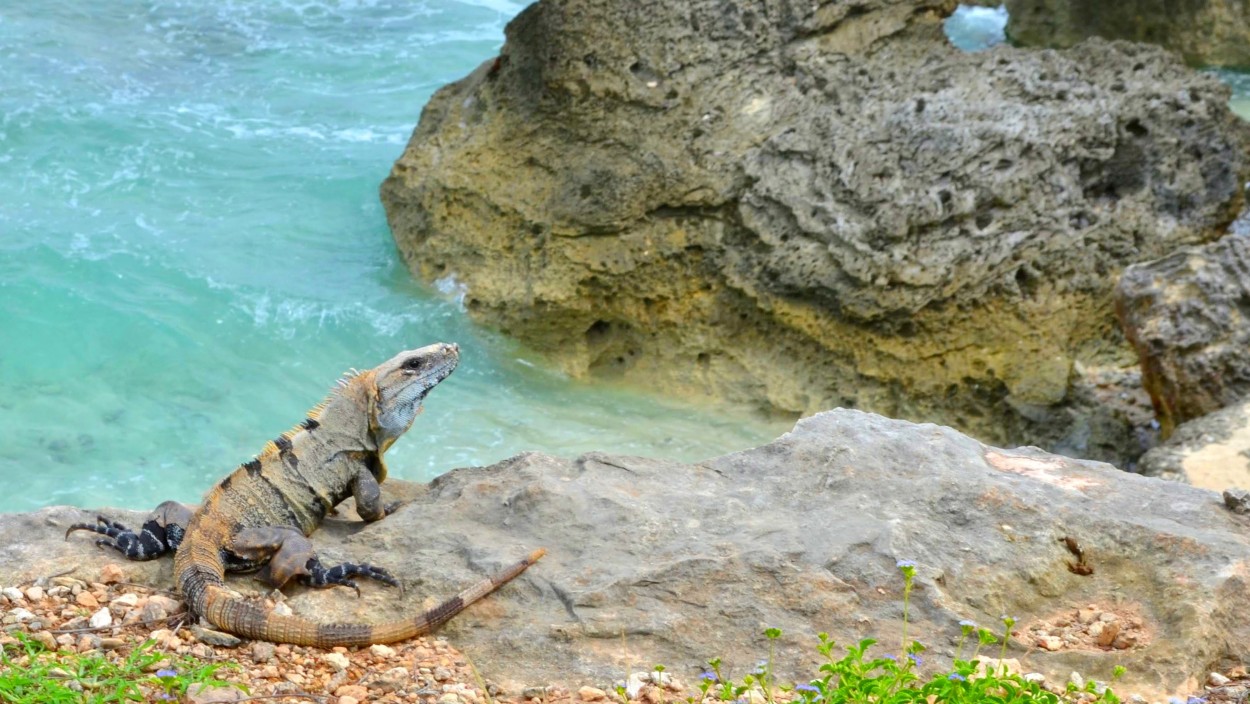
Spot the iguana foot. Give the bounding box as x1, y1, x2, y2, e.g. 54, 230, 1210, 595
65, 515, 173, 561
66, 501, 193, 562
233, 526, 400, 596
300, 558, 400, 596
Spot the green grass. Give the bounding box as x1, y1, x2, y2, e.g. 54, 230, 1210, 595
671, 561, 1126, 704
0, 632, 242, 703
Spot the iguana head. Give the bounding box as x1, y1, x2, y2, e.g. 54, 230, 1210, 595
369, 342, 460, 450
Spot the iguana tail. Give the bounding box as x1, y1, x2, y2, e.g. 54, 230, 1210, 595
174, 525, 545, 646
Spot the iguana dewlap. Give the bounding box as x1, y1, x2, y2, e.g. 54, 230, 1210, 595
68, 342, 544, 646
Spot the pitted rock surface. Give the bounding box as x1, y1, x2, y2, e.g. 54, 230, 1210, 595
1117, 231, 1250, 437
382, 0, 1250, 465
986, 0, 1250, 68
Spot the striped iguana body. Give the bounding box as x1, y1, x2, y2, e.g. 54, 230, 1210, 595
68, 343, 544, 646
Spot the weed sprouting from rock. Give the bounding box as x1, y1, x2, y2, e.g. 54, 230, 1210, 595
666, 562, 1125, 704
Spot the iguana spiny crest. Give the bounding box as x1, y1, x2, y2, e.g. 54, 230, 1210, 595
68, 342, 545, 646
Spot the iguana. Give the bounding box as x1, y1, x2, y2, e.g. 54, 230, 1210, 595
67, 342, 544, 646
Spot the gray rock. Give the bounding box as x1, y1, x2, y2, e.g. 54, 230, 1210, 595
192, 625, 242, 648
5, 410, 1248, 699
1117, 232, 1250, 436
985, 0, 1250, 68
1137, 397, 1250, 489
1224, 488, 1250, 515
382, 0, 1250, 466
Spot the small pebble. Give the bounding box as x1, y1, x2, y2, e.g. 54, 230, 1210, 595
439, 694, 462, 704
322, 652, 350, 672
339, 697, 360, 704
24, 586, 45, 601
2, 587, 25, 602
251, 640, 276, 665
33, 630, 57, 650
99, 564, 125, 584
76, 591, 100, 609
192, 625, 242, 648
187, 682, 246, 704
77, 634, 101, 652
146, 594, 184, 614
579, 686, 606, 701
434, 666, 453, 682
335, 684, 369, 699
1096, 622, 1120, 647
370, 643, 397, 658
1039, 635, 1063, 651
1209, 672, 1231, 686
88, 606, 112, 628
101, 637, 126, 650
111, 592, 139, 608
9, 608, 36, 623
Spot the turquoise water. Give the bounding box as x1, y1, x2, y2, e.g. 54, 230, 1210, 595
0, 1, 790, 513
3, 4, 1247, 514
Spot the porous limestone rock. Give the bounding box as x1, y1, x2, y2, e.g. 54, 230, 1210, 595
382, 0, 1250, 465
6, 410, 1249, 698
1116, 232, 1250, 437
992, 0, 1250, 69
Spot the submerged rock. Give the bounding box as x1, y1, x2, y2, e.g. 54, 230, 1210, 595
992, 0, 1250, 69
382, 0, 1250, 465
7, 410, 1249, 697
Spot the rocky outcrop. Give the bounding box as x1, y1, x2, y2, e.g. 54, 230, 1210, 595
1116, 232, 1250, 437
6, 410, 1249, 697
1139, 395, 1250, 490
382, 0, 1250, 465
993, 0, 1250, 69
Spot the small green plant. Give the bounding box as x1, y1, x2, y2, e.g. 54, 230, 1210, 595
0, 632, 241, 704
677, 562, 1126, 704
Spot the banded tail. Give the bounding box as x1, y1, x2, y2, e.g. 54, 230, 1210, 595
177, 536, 545, 647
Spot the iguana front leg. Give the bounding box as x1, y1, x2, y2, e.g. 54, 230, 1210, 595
66, 500, 194, 561
232, 526, 399, 596
352, 463, 403, 521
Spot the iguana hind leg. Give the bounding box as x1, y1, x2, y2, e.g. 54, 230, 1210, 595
232, 526, 399, 597
66, 501, 193, 561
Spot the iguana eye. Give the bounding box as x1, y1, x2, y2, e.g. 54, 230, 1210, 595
402, 357, 424, 371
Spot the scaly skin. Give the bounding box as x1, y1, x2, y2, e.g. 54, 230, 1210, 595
68, 343, 545, 646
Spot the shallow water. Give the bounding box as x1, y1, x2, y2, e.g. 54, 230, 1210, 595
0, 1, 791, 513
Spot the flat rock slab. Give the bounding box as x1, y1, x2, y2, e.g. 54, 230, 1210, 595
4, 410, 1248, 697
